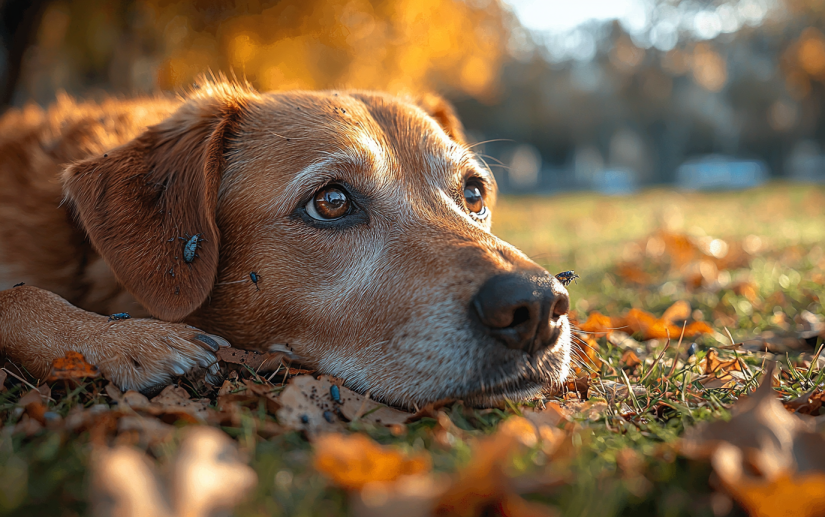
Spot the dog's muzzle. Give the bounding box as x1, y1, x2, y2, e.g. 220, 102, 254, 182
472, 273, 569, 355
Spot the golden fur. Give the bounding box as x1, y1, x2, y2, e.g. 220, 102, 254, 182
0, 81, 570, 406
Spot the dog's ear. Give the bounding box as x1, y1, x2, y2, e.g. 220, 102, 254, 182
63, 87, 249, 321
416, 93, 466, 145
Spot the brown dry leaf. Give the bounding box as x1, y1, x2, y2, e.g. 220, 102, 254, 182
698, 349, 744, 388
338, 388, 413, 426
660, 232, 699, 268
434, 417, 558, 517
148, 386, 212, 424
785, 391, 824, 415
47, 351, 100, 382
682, 364, 825, 514
216, 348, 285, 372
277, 375, 347, 434
91, 427, 256, 517
17, 384, 51, 407
277, 375, 412, 434
615, 308, 712, 341
662, 300, 692, 324
621, 350, 642, 368
711, 443, 825, 517
314, 433, 431, 490
576, 312, 614, 337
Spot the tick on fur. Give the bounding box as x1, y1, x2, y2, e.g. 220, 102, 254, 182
179, 233, 204, 263
108, 312, 130, 322
249, 271, 260, 290
323, 411, 335, 423
555, 270, 580, 287
330, 384, 340, 403
300, 414, 309, 424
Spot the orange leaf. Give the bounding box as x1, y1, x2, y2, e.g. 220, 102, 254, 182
701, 349, 742, 376
313, 433, 430, 490
577, 312, 614, 337
623, 308, 680, 340
47, 351, 99, 382
662, 300, 691, 324
621, 350, 642, 368
684, 321, 713, 337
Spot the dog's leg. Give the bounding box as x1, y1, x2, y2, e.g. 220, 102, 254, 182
0, 286, 227, 392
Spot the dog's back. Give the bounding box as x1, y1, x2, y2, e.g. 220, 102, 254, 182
0, 96, 179, 313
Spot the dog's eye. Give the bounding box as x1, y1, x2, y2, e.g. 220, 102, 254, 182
463, 183, 487, 219
306, 185, 351, 220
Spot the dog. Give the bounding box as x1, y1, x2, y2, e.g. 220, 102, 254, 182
0, 80, 571, 407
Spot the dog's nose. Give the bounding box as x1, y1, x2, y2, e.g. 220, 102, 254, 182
472, 273, 569, 354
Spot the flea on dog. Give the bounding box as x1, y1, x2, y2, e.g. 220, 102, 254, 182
108, 312, 130, 322
330, 384, 340, 403
179, 233, 204, 263
249, 271, 260, 290
555, 270, 580, 287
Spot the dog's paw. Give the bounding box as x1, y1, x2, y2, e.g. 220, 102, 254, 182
92, 319, 230, 393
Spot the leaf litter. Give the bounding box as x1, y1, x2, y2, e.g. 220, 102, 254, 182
0, 224, 824, 516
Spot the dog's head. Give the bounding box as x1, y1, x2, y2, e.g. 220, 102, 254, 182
63, 82, 571, 407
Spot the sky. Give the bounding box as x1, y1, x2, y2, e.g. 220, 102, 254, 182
505, 0, 652, 34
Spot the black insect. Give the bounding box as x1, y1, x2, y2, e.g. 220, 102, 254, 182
108, 312, 131, 322
555, 270, 580, 287
249, 271, 260, 291
13, 282, 24, 287
179, 233, 205, 263
687, 343, 698, 357
300, 414, 309, 424
330, 385, 340, 403
323, 411, 336, 423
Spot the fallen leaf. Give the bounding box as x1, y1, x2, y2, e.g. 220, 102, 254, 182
314, 433, 431, 490
277, 375, 413, 435
91, 427, 256, 517
711, 443, 825, 517
576, 312, 614, 337
621, 349, 642, 368
216, 348, 286, 371
434, 417, 558, 517
682, 363, 825, 514
662, 301, 691, 324
47, 351, 100, 383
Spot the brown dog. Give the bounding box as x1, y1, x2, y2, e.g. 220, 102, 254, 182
0, 80, 571, 406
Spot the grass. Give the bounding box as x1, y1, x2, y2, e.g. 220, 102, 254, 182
1, 182, 824, 517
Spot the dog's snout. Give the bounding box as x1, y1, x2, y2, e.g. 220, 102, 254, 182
472, 273, 569, 354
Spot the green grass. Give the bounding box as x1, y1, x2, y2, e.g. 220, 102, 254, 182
1, 183, 824, 517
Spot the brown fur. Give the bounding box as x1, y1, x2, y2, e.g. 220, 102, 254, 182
0, 80, 570, 406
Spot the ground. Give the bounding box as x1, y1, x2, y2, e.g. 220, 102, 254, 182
1, 183, 824, 517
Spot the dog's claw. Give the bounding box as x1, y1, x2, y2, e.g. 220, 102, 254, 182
194, 333, 230, 351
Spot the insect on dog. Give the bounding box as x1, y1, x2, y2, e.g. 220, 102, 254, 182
108, 312, 131, 322
178, 233, 205, 263
249, 271, 260, 291
555, 270, 580, 287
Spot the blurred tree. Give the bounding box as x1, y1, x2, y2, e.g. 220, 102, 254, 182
0, 0, 49, 106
